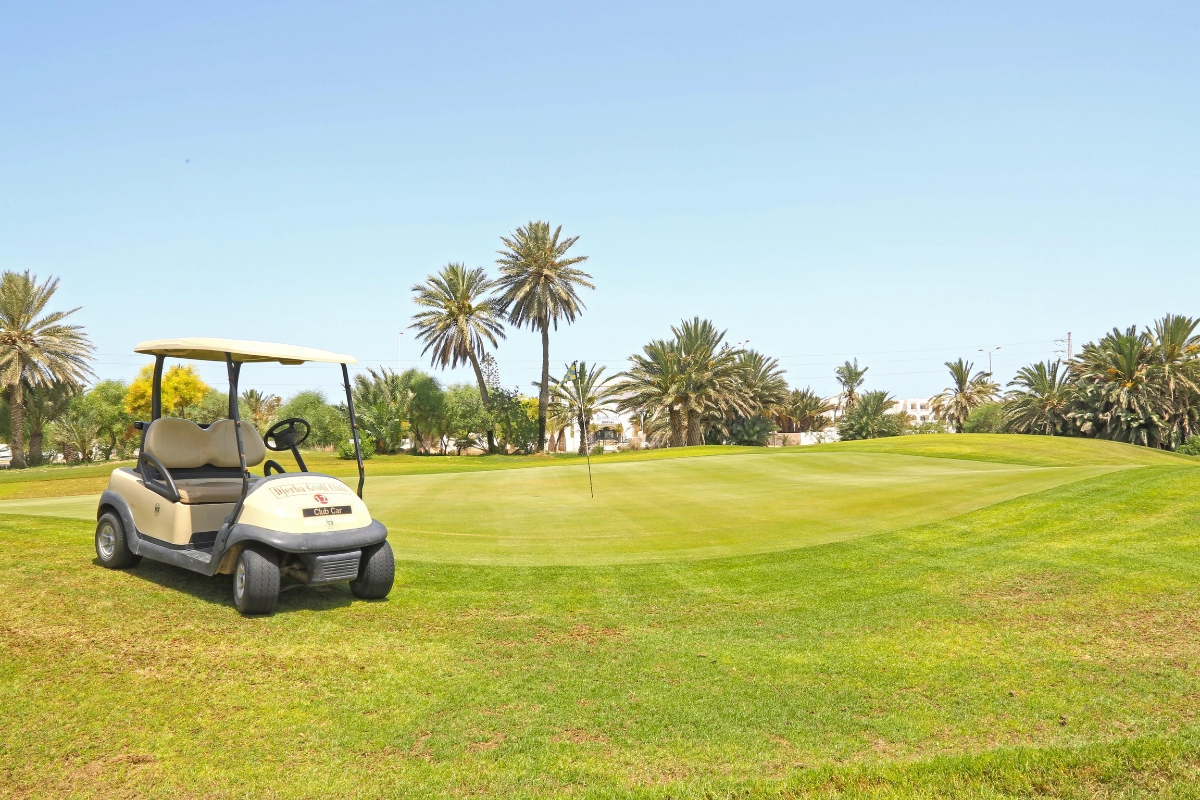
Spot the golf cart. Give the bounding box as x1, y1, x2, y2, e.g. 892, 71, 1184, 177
94, 338, 394, 615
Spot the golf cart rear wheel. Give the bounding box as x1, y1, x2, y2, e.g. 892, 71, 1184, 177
95, 511, 141, 569
233, 546, 280, 616
350, 541, 394, 600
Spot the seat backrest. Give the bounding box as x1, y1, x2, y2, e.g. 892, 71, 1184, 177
144, 418, 266, 469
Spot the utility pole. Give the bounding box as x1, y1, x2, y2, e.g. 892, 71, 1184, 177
978, 346, 1001, 374
1054, 332, 1073, 362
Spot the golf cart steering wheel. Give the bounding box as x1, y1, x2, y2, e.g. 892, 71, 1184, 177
264, 418, 311, 451
262, 418, 312, 473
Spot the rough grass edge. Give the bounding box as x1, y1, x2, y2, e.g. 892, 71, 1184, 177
757, 732, 1200, 799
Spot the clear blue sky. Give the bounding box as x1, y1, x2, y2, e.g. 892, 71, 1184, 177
3, 2, 1197, 401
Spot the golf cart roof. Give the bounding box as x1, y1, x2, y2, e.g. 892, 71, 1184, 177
134, 337, 358, 365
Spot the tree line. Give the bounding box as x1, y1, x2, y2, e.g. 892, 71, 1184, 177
4, 248, 1197, 465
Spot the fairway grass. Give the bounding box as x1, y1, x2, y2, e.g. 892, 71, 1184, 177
2, 437, 1200, 797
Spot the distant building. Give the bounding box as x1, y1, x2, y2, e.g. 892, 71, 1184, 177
891, 397, 938, 425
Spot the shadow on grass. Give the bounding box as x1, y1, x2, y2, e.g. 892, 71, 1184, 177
105, 558, 357, 615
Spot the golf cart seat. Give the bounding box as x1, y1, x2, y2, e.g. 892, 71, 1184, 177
143, 418, 266, 504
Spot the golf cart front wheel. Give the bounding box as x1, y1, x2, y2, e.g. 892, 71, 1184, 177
95, 511, 141, 569
350, 541, 394, 600
233, 546, 280, 616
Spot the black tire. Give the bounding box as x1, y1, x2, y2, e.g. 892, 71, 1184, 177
95, 511, 141, 569
233, 546, 280, 616
350, 541, 394, 600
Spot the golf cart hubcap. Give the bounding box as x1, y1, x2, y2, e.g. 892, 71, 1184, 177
98, 525, 116, 559
234, 560, 246, 602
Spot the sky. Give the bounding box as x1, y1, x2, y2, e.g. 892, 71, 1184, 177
2, 2, 1197, 402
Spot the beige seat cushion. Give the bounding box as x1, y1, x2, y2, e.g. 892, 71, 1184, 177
144, 418, 266, 470
175, 480, 247, 505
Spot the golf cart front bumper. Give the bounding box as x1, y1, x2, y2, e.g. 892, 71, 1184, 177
225, 519, 388, 555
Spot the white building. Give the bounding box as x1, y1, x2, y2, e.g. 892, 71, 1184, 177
892, 397, 938, 425
550, 405, 644, 453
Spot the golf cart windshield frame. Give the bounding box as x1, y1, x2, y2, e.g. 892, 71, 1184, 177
145, 351, 366, 505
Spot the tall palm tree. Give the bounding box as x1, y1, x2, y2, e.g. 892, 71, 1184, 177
1072, 326, 1165, 447
834, 359, 868, 414
410, 263, 507, 452
550, 361, 615, 455
0, 271, 93, 468
1004, 360, 1073, 436
931, 359, 999, 433
1147, 314, 1200, 448
673, 317, 746, 446
495, 222, 593, 451
614, 338, 686, 447
778, 387, 834, 433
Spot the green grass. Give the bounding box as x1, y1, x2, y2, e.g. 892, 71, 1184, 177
2, 436, 1200, 797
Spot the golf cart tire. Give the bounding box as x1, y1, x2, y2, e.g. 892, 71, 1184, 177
95, 511, 141, 569
234, 545, 280, 616
350, 541, 394, 600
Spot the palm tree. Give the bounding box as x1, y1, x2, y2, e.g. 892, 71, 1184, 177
838, 390, 904, 440
835, 359, 868, 414
931, 359, 999, 433
673, 318, 746, 446
778, 388, 834, 433
494, 222, 593, 451
410, 263, 507, 452
24, 379, 78, 465
1072, 326, 1165, 447
1147, 314, 1200, 448
352, 368, 412, 454
0, 271, 93, 468
1004, 360, 1074, 436
550, 361, 615, 455
240, 388, 282, 435
614, 338, 686, 447
735, 350, 789, 416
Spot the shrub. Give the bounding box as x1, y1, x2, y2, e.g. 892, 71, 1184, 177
337, 436, 375, 459
725, 416, 774, 446
276, 391, 350, 448
963, 402, 1006, 433
1178, 435, 1200, 456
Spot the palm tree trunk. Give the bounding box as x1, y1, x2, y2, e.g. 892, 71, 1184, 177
669, 407, 683, 448
687, 409, 704, 446
537, 320, 550, 452
467, 351, 496, 454
578, 413, 588, 455
9, 385, 25, 469
28, 428, 43, 467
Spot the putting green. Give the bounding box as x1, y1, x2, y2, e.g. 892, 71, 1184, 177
366, 451, 1124, 565
0, 446, 1133, 566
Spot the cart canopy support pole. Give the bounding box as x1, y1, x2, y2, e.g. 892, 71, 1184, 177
341, 363, 365, 498
225, 353, 250, 521
150, 356, 165, 421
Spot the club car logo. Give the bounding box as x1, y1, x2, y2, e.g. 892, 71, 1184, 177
314, 494, 329, 505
